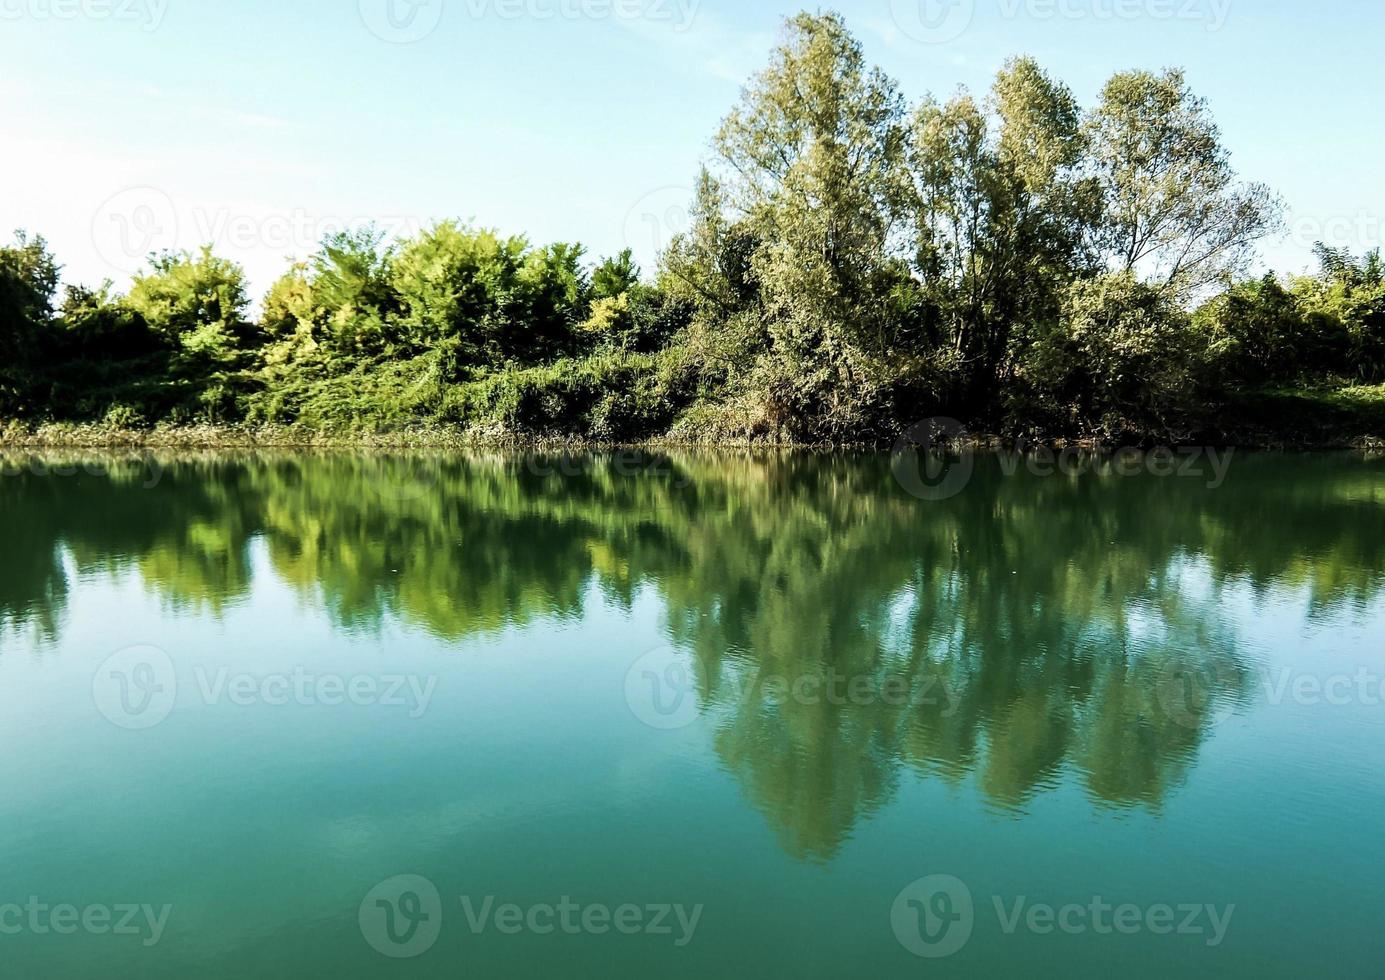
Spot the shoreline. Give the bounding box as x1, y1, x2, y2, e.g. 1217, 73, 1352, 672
1, 422, 1381, 454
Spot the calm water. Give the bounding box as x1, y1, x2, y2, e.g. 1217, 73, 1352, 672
2, 450, 1384, 977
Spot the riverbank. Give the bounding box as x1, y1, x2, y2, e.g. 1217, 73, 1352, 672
3, 387, 1382, 453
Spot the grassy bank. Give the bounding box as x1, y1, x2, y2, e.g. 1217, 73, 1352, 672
1212, 385, 1385, 450
4, 384, 1381, 452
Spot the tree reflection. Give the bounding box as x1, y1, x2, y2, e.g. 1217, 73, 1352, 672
2, 449, 1382, 859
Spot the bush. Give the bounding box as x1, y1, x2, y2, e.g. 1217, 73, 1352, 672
1021, 273, 1199, 437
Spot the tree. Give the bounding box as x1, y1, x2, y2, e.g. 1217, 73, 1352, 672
904, 58, 1095, 413
1194, 274, 1316, 384
0, 232, 60, 415
591, 249, 640, 302
660, 168, 761, 320
390, 222, 587, 369
127, 247, 254, 350
1293, 246, 1385, 382
125, 247, 257, 418
709, 11, 910, 437
1026, 272, 1197, 435
1087, 69, 1281, 298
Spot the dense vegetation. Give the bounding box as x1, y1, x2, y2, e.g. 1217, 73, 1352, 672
3, 11, 1383, 445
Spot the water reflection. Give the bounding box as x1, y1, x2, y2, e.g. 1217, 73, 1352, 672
3, 450, 1383, 860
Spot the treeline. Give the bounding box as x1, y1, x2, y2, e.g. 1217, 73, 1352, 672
2, 11, 1383, 444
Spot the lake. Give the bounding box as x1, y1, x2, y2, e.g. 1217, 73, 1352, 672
2, 449, 1383, 977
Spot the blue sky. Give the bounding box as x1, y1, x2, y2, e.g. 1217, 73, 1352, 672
1, 0, 1380, 297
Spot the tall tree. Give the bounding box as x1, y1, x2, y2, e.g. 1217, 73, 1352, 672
711, 11, 909, 437
1086, 69, 1281, 298
904, 58, 1094, 412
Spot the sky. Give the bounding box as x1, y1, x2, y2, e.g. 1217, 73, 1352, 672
1, 0, 1381, 299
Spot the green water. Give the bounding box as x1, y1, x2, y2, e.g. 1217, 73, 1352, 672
2, 450, 1384, 978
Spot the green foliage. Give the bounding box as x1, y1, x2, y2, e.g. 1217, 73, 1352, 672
389, 222, 588, 368
123, 247, 261, 420
1295, 246, 1385, 382
43, 284, 173, 422
710, 12, 910, 439
1022, 273, 1196, 437
441, 352, 684, 442
1086, 69, 1282, 297
0, 231, 60, 415
591, 249, 640, 302
1195, 275, 1318, 384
